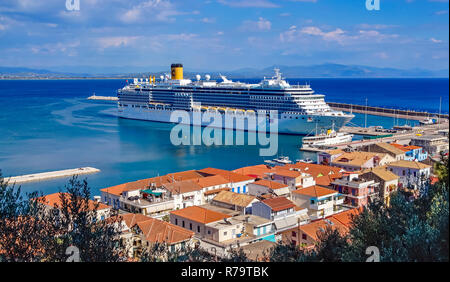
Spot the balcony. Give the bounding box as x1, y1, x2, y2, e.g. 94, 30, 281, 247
120, 196, 174, 215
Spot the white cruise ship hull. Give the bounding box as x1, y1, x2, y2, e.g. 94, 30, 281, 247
117, 107, 352, 135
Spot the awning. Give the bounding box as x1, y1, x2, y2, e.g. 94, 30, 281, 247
297, 213, 310, 222
274, 216, 298, 230
142, 189, 162, 196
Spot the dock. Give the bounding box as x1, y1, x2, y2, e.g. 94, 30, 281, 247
87, 95, 118, 101
300, 122, 449, 153
7, 167, 100, 184
328, 102, 449, 121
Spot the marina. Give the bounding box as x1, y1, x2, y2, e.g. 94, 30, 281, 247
7, 167, 100, 184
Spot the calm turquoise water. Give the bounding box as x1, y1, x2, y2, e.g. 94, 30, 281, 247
0, 79, 447, 196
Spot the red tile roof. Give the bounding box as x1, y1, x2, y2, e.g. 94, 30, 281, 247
292, 186, 337, 198
262, 197, 296, 212
198, 168, 255, 183
170, 206, 231, 224
40, 192, 110, 211
135, 218, 194, 245
100, 170, 204, 196
253, 179, 288, 190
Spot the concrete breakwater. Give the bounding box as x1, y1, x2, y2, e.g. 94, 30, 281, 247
87, 95, 118, 101
328, 102, 449, 121
7, 167, 100, 184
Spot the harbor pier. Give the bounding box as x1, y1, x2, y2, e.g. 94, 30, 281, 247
7, 167, 100, 184
87, 95, 118, 101
328, 102, 449, 121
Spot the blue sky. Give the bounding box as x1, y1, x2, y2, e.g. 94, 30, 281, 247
0, 0, 448, 72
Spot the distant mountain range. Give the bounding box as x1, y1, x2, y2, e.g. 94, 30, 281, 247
0, 64, 448, 78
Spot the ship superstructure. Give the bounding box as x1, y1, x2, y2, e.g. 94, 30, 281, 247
117, 64, 354, 134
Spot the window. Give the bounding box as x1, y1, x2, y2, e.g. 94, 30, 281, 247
302, 234, 307, 240
310, 199, 315, 204
197, 226, 200, 233
208, 230, 211, 234
402, 170, 405, 176
224, 231, 227, 236
189, 223, 193, 230
175, 218, 178, 225
182, 221, 185, 228
292, 231, 297, 237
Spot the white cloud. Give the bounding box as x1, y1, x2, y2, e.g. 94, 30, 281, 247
430, 38, 442, 43
218, 0, 279, 8
201, 17, 216, 23
241, 17, 272, 31
280, 25, 399, 45
121, 0, 179, 23
97, 36, 140, 49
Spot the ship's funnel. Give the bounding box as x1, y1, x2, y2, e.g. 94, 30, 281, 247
171, 63, 183, 80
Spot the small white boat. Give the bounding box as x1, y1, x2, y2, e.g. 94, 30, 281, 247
272, 156, 292, 164
297, 158, 314, 164
419, 118, 434, 125
302, 122, 353, 147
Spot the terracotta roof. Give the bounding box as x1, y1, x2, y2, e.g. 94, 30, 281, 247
252, 179, 288, 190
372, 143, 406, 156
333, 152, 384, 167
101, 170, 204, 196
40, 192, 111, 211
299, 217, 348, 241
314, 175, 335, 187
323, 149, 345, 155
331, 209, 361, 228
170, 206, 231, 224
136, 218, 194, 245
212, 190, 257, 207
285, 163, 343, 179
203, 187, 231, 196
120, 213, 154, 228
198, 168, 255, 183
390, 143, 412, 152
194, 175, 230, 188
262, 197, 296, 212
361, 167, 399, 181
391, 143, 422, 152
272, 167, 301, 178
233, 164, 273, 179
163, 180, 203, 194
387, 160, 431, 170
292, 185, 337, 198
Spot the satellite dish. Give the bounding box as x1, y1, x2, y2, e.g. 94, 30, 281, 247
196, 74, 201, 81
205, 74, 211, 81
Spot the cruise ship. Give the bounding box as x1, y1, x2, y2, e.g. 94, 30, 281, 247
116, 64, 354, 135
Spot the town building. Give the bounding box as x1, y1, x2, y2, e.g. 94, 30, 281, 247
118, 213, 194, 258
330, 152, 395, 171
40, 192, 111, 221
360, 167, 399, 206
211, 190, 259, 214
170, 206, 231, 238
410, 135, 449, 156
291, 186, 345, 220
317, 149, 345, 165
360, 142, 406, 161
391, 143, 428, 162
331, 173, 379, 208
198, 168, 256, 194
387, 160, 432, 189
247, 179, 290, 198
252, 197, 308, 237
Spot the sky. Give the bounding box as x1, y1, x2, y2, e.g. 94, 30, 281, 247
0, 0, 448, 72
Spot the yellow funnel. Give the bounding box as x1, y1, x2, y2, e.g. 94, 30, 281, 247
171, 63, 183, 80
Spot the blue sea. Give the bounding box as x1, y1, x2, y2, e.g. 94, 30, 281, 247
0, 78, 448, 196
